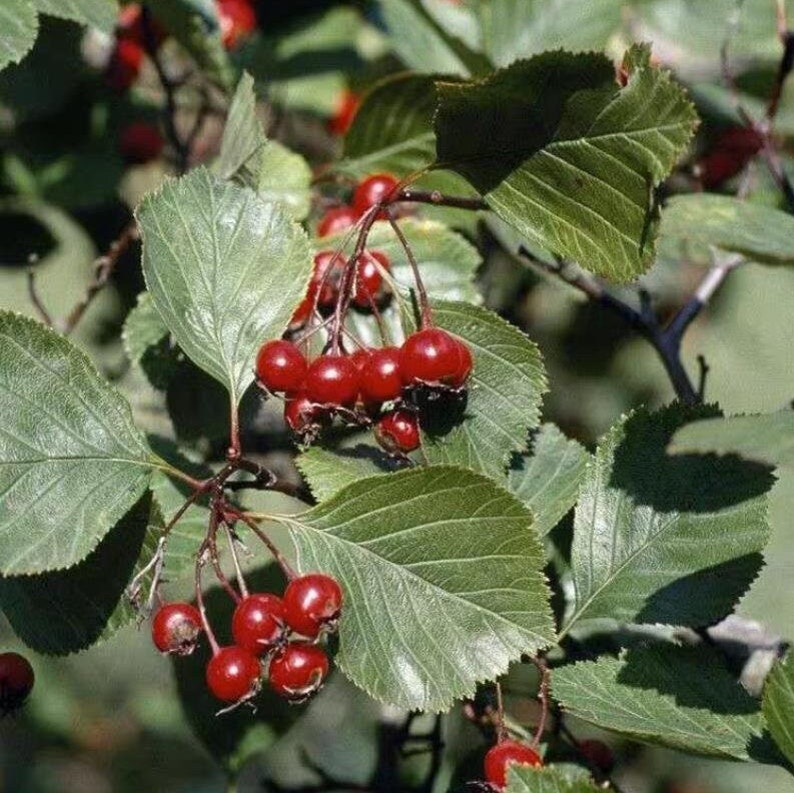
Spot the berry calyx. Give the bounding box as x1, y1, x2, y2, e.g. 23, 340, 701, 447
578, 739, 614, 774
305, 355, 360, 407
328, 89, 360, 136
359, 346, 402, 403
256, 340, 308, 394
353, 251, 390, 308
0, 652, 34, 715
352, 173, 399, 217
484, 740, 543, 789
283, 573, 343, 638
232, 594, 287, 655
375, 410, 420, 454
151, 602, 203, 656
317, 206, 358, 237
268, 642, 329, 701
400, 328, 467, 388
217, 0, 257, 49
119, 122, 164, 165
206, 646, 261, 702
284, 392, 326, 436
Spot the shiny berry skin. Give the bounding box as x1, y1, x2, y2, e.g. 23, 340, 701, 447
268, 642, 329, 701
284, 392, 326, 435
256, 340, 308, 394
152, 602, 203, 656
578, 739, 614, 774
305, 355, 360, 407
283, 573, 343, 638
375, 410, 420, 454
0, 652, 34, 714
232, 594, 287, 655
350, 347, 371, 376
218, 0, 257, 49
106, 38, 143, 91
400, 328, 465, 387
359, 347, 402, 403
119, 122, 164, 164
450, 338, 473, 388
352, 173, 399, 217
353, 251, 390, 308
206, 646, 261, 702
484, 740, 543, 789
317, 206, 358, 237
328, 89, 360, 136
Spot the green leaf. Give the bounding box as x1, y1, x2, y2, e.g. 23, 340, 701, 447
0, 312, 155, 575
564, 405, 773, 632
506, 765, 601, 793
670, 411, 794, 470
216, 72, 263, 181
0, 494, 153, 655
661, 194, 794, 266
403, 301, 547, 482
122, 292, 169, 366
33, 0, 118, 33
285, 466, 555, 711
552, 645, 777, 762
254, 140, 312, 222
508, 424, 590, 537
137, 167, 314, 405
338, 73, 438, 178
435, 47, 699, 282
763, 652, 794, 766
0, 0, 38, 73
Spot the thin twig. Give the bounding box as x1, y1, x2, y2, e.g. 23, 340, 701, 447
528, 656, 550, 747
26, 265, 53, 327
233, 509, 297, 580
224, 523, 250, 599
397, 189, 489, 212
387, 211, 433, 329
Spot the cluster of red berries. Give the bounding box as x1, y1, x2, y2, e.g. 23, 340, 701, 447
152, 573, 342, 705
256, 326, 472, 453
483, 739, 543, 789
0, 651, 34, 717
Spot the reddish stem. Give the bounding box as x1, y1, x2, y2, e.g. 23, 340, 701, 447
386, 211, 432, 329
231, 508, 298, 581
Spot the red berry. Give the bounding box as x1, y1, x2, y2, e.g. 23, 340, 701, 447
484, 740, 543, 789
350, 347, 371, 376
106, 38, 143, 91
232, 594, 286, 655
328, 89, 360, 136
450, 338, 473, 388
284, 392, 326, 435
268, 642, 329, 701
352, 173, 399, 217
289, 295, 314, 329
305, 355, 360, 407
119, 122, 164, 164
400, 328, 465, 388
283, 573, 343, 638
206, 646, 261, 702
698, 126, 764, 188
375, 410, 420, 454
317, 206, 358, 237
256, 340, 308, 394
117, 4, 166, 47
217, 0, 257, 49
312, 250, 343, 308
359, 346, 402, 403
353, 250, 390, 308
0, 652, 34, 714
152, 602, 203, 656
578, 739, 614, 774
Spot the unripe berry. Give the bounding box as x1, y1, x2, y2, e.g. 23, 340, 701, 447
206, 646, 261, 702
268, 642, 329, 701
232, 594, 286, 655
283, 573, 343, 638
151, 602, 203, 656
256, 340, 308, 394
484, 740, 542, 789
0, 652, 34, 715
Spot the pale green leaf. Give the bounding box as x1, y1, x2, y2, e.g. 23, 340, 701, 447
0, 494, 154, 655
506, 766, 601, 793
34, 0, 118, 33
0, 0, 38, 73
403, 301, 547, 481
508, 424, 590, 537
0, 312, 155, 574
122, 292, 168, 366
137, 167, 314, 405
435, 47, 699, 282
553, 645, 778, 762
254, 140, 312, 221
661, 194, 794, 266
286, 466, 555, 711
670, 411, 794, 469
763, 651, 794, 766
564, 405, 773, 632
216, 72, 263, 181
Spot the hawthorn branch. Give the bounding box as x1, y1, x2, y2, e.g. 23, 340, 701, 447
26, 265, 53, 327
397, 189, 490, 212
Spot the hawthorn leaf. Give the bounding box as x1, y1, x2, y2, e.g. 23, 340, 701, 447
217, 72, 263, 180
763, 652, 794, 766
338, 73, 438, 177
508, 424, 590, 537
137, 167, 314, 406
286, 466, 555, 711
552, 645, 781, 763
435, 47, 698, 282
0, 0, 38, 73
0, 494, 154, 655
564, 405, 773, 633
0, 312, 157, 575
122, 291, 168, 366
33, 0, 118, 33
661, 194, 794, 266
506, 766, 601, 793
403, 301, 546, 481
670, 411, 794, 470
